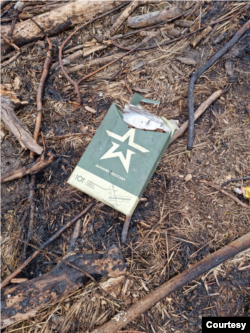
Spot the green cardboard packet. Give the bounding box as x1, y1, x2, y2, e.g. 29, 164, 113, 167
68, 95, 177, 216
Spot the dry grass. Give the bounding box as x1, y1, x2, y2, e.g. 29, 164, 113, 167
1, 1, 250, 332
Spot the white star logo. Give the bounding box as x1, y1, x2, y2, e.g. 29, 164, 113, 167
100, 128, 149, 173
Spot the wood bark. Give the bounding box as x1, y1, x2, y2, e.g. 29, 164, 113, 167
128, 7, 182, 29
1, 0, 121, 53
1, 92, 43, 155
1, 245, 126, 329
91, 232, 250, 333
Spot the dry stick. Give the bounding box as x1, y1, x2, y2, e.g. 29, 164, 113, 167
1, 151, 55, 183
0, 202, 94, 290
91, 232, 250, 333
221, 176, 250, 187
66, 219, 82, 255
45, 132, 93, 140
172, 90, 223, 142
187, 19, 250, 151
121, 216, 131, 243
200, 181, 250, 210
66, 54, 121, 74
24, 17, 53, 261
1, 33, 20, 51
58, 2, 128, 105
107, 0, 147, 38
0, 51, 22, 68
29, 17, 53, 159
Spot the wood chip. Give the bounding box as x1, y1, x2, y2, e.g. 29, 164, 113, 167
85, 106, 97, 114
11, 278, 28, 284
185, 174, 192, 182
176, 57, 197, 65
175, 20, 194, 28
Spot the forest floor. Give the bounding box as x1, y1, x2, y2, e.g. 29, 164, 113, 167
1, 1, 250, 332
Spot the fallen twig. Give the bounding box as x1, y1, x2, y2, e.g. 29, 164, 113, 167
51, 43, 108, 72
0, 202, 94, 290
66, 54, 121, 74
1, 150, 56, 183
172, 90, 223, 142
221, 176, 250, 187
187, 19, 250, 150
1, 33, 20, 52
91, 232, 250, 333
29, 17, 52, 159
45, 132, 93, 140
66, 218, 82, 255
200, 181, 250, 210
0, 51, 22, 68
24, 17, 53, 262
121, 216, 132, 243
1, 95, 43, 155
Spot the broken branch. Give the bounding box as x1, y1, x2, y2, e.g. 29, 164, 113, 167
1, 150, 56, 183
1, 95, 43, 155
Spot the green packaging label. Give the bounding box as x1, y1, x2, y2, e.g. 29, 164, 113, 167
68, 103, 174, 215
